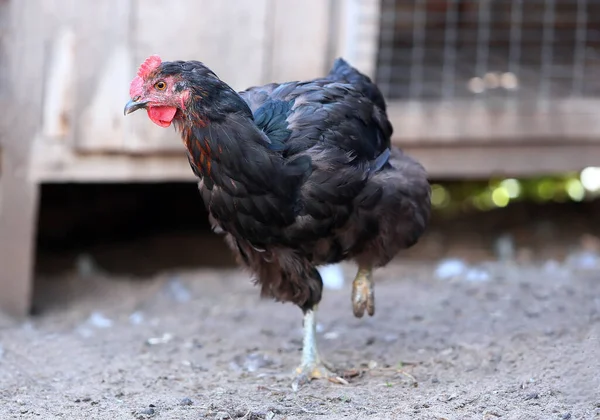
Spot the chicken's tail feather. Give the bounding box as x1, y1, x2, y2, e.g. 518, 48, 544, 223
328, 58, 387, 112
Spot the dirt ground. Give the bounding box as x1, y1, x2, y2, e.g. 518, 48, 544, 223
1, 257, 599, 419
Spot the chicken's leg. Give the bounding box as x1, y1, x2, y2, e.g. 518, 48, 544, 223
292, 306, 336, 390
352, 266, 374, 317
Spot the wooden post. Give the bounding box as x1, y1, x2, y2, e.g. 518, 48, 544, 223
0, 158, 40, 317
0, 0, 44, 317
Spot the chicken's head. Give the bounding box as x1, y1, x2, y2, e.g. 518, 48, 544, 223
124, 55, 190, 128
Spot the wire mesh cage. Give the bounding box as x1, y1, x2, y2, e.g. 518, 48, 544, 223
375, 0, 600, 107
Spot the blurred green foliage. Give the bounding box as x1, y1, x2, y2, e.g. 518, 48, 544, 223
431, 167, 600, 217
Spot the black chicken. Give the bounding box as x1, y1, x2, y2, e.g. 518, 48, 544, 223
124, 55, 431, 387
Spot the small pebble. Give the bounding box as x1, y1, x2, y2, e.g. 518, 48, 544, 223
323, 331, 340, 340
147, 333, 173, 346
165, 277, 192, 303
129, 311, 144, 325
465, 268, 491, 283
543, 260, 561, 273
494, 234, 515, 262
231, 352, 274, 372
562, 413, 571, 420
183, 338, 203, 349
180, 397, 193, 406
439, 347, 453, 356
524, 392, 539, 400
138, 407, 155, 416
435, 258, 467, 280
75, 326, 94, 338
76, 253, 104, 278
566, 250, 600, 270
88, 312, 113, 329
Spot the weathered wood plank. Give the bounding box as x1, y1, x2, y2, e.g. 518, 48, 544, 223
332, 0, 381, 79
125, 0, 271, 153
30, 139, 599, 182
0, 0, 45, 317
269, 0, 331, 82
134, 0, 270, 91
387, 99, 600, 143
404, 143, 597, 179
36, 0, 78, 147
30, 141, 195, 182
72, 0, 134, 152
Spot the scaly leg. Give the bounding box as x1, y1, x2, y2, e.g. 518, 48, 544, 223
292, 306, 336, 390
351, 266, 374, 318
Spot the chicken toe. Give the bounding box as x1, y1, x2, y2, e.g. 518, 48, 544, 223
292, 360, 338, 391
351, 267, 374, 318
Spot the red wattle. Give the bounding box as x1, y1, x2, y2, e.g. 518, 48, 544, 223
147, 106, 177, 128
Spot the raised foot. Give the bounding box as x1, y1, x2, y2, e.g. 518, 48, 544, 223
291, 361, 344, 391
352, 270, 374, 318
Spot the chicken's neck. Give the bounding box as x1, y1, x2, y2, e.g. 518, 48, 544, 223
177, 90, 279, 183
188, 81, 254, 123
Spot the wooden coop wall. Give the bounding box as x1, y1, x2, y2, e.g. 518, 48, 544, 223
25, 0, 600, 183
2, 0, 600, 316
0, 0, 44, 316
29, 0, 338, 182
0, 0, 347, 316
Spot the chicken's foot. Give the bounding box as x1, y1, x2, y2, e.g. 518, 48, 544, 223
351, 266, 374, 318
292, 306, 337, 390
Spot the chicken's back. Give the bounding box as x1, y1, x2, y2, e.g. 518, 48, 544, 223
233, 59, 428, 263
223, 58, 430, 309
239, 59, 392, 162
242, 58, 386, 115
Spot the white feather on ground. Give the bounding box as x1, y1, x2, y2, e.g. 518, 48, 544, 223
318, 263, 345, 290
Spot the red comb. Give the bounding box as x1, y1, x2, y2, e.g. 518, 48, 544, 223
137, 55, 162, 79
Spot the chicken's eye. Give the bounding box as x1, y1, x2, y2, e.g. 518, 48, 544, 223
155, 81, 167, 91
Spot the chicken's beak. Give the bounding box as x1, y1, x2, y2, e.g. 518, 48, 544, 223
124, 98, 148, 115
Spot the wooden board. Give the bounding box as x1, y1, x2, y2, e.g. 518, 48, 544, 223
0, 0, 44, 317
34, 0, 134, 153
121, 0, 271, 153
387, 99, 600, 143
332, 0, 382, 79
404, 142, 599, 179
64, 0, 272, 154
41, 0, 340, 154
30, 137, 600, 182
269, 0, 331, 82
73, 0, 134, 152
24, 0, 600, 185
